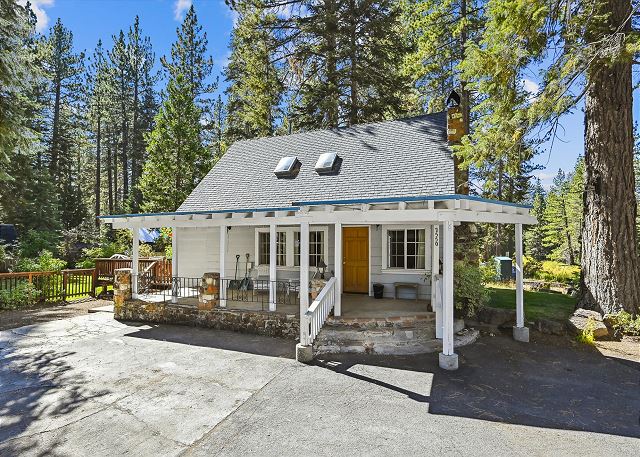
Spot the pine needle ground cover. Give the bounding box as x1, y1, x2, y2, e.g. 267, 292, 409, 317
487, 284, 576, 322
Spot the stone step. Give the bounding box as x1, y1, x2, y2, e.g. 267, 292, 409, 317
314, 319, 476, 355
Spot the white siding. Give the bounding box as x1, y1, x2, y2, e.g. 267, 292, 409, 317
175, 223, 433, 301
369, 224, 432, 300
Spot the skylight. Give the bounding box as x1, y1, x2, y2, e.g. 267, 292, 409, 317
315, 152, 338, 173
274, 156, 300, 178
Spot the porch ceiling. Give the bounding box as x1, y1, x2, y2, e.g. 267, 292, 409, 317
98, 194, 536, 229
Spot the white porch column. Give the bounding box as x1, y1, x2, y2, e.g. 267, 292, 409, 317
513, 223, 529, 342
334, 222, 342, 317
296, 221, 313, 363
439, 220, 458, 370
269, 224, 277, 311
431, 224, 442, 338
131, 228, 139, 299
171, 226, 178, 304
219, 225, 227, 308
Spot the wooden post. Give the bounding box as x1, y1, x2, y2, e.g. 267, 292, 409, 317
92, 268, 98, 297
62, 270, 68, 303
269, 224, 277, 311
334, 222, 342, 317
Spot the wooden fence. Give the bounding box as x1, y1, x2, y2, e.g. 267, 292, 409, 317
0, 268, 96, 304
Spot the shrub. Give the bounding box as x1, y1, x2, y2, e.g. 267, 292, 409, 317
538, 261, 580, 284
18, 230, 60, 259
16, 250, 66, 272
576, 317, 596, 345
0, 281, 40, 309
479, 262, 497, 283
454, 261, 489, 318
523, 256, 542, 278
606, 311, 640, 338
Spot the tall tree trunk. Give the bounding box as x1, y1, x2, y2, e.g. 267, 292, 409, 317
107, 141, 113, 216
131, 76, 140, 212
325, 0, 339, 127
50, 77, 62, 182
579, 0, 639, 314
457, 0, 470, 195
95, 115, 102, 225
120, 73, 129, 206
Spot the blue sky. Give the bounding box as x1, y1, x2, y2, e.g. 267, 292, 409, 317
24, 0, 634, 189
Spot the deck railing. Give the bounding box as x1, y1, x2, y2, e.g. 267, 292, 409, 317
0, 268, 96, 304
220, 278, 300, 310
95, 257, 170, 281
134, 274, 200, 302
301, 277, 337, 346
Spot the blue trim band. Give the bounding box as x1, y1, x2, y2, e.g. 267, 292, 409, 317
291, 194, 532, 209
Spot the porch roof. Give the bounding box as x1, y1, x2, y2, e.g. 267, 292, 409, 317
97, 194, 536, 228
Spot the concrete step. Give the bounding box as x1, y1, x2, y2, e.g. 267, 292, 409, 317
314, 318, 476, 355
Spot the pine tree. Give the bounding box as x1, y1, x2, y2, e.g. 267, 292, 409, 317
524, 179, 547, 261
139, 75, 206, 212
161, 4, 215, 104
294, 0, 411, 128
127, 17, 157, 212
225, 1, 283, 142
458, 0, 639, 314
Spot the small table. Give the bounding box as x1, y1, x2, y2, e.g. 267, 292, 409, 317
394, 282, 419, 301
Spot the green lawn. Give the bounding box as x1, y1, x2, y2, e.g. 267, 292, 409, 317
487, 284, 577, 322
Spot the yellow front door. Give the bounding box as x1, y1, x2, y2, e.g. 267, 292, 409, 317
343, 227, 369, 293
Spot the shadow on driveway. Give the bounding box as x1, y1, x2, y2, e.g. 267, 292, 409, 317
314, 332, 640, 438
123, 322, 296, 359
0, 347, 110, 456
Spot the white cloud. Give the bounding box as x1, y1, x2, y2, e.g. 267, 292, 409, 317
174, 0, 192, 21
18, 0, 54, 33
220, 1, 238, 28
522, 78, 540, 101
534, 171, 556, 190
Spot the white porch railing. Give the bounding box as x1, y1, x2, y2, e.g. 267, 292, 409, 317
300, 277, 337, 346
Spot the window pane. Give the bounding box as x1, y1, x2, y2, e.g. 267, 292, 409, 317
277, 232, 286, 266
388, 230, 404, 268
405, 229, 426, 270
259, 232, 269, 265
294, 232, 300, 266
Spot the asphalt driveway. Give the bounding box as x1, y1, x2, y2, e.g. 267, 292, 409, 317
0, 313, 638, 456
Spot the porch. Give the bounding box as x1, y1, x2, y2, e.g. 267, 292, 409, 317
134, 284, 431, 319
101, 194, 536, 370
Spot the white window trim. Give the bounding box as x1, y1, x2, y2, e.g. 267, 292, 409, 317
255, 226, 329, 271
381, 225, 431, 274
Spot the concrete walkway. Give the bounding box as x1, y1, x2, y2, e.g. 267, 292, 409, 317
0, 313, 638, 456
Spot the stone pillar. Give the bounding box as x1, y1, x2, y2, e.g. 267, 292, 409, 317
114, 268, 132, 309
198, 272, 220, 311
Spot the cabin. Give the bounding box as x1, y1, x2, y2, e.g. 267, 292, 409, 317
99, 103, 536, 370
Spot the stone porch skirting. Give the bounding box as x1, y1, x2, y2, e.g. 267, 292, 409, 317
114, 300, 300, 340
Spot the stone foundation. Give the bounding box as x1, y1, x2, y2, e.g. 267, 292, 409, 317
114, 299, 299, 340
113, 268, 132, 306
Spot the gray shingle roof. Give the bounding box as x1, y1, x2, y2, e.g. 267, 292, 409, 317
178, 112, 455, 212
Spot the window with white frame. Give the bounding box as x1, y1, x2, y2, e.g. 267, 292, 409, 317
256, 227, 328, 269
257, 231, 287, 266
294, 231, 325, 267
385, 228, 427, 270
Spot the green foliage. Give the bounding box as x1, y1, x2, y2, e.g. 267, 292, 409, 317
537, 261, 580, 285
522, 256, 542, 279
576, 317, 596, 346
0, 281, 40, 310
18, 230, 60, 259
525, 179, 548, 261
607, 311, 640, 338
224, 1, 282, 141
76, 241, 125, 268
139, 73, 207, 212
454, 261, 489, 318
16, 250, 66, 272
542, 160, 583, 264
